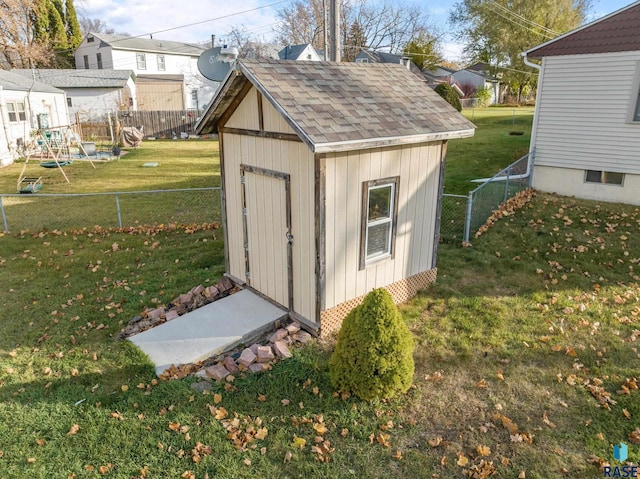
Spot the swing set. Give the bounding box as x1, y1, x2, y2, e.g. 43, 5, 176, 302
16, 124, 110, 192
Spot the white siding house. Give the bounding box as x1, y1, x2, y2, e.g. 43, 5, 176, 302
451, 68, 500, 105
196, 60, 474, 336
75, 33, 216, 110
12, 69, 136, 120
278, 44, 322, 61
0, 71, 69, 167
525, 1, 640, 205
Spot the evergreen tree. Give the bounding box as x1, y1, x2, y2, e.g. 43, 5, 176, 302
48, 0, 68, 49
65, 0, 82, 49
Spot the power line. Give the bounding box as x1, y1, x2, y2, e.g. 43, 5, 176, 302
487, 0, 560, 37
483, 1, 558, 40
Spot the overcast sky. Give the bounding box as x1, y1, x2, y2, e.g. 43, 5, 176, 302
76, 0, 632, 62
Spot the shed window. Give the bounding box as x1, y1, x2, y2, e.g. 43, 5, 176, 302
157, 55, 165, 71
96, 52, 103, 69
6, 102, 26, 122
360, 177, 399, 268
585, 170, 624, 186
136, 53, 146, 70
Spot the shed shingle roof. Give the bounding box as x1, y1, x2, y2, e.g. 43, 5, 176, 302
196, 59, 474, 153
527, 1, 640, 58
12, 69, 134, 88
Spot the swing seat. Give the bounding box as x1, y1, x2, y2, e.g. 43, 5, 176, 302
18, 177, 43, 194
40, 159, 73, 168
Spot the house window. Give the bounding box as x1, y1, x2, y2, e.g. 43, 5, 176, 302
360, 177, 399, 268
157, 55, 165, 71
136, 53, 146, 70
96, 52, 103, 69
585, 170, 624, 186
355, 58, 368, 63
67, 97, 72, 107
6, 102, 26, 122
83, 55, 89, 69
87, 36, 94, 43
191, 90, 199, 110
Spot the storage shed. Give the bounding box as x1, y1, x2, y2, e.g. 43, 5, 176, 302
196, 59, 475, 335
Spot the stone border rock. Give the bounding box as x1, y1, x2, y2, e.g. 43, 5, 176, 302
118, 277, 236, 339
190, 321, 313, 390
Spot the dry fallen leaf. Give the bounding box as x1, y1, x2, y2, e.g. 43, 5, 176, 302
477, 445, 491, 456
393, 449, 403, 460
456, 452, 469, 467
623, 408, 631, 419
292, 436, 306, 449
284, 451, 292, 463
542, 411, 557, 429
428, 436, 443, 447
67, 424, 80, 436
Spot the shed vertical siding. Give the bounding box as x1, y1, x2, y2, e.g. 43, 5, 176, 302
532, 51, 640, 174
323, 142, 441, 310
221, 87, 316, 322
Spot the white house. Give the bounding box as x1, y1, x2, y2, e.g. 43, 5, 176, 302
278, 44, 322, 61
74, 33, 215, 110
195, 59, 474, 335
0, 70, 69, 166
12, 69, 136, 120
524, 1, 640, 205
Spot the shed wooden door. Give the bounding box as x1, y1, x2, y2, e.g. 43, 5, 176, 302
240, 165, 293, 310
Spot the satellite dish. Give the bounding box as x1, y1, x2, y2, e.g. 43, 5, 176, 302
198, 46, 238, 82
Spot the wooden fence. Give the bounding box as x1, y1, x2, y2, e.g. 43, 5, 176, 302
76, 110, 204, 142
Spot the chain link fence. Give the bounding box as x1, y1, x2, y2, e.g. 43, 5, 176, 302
440, 151, 533, 243
0, 188, 221, 233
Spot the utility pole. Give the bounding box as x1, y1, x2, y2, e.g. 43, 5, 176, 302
329, 0, 340, 61
323, 0, 328, 61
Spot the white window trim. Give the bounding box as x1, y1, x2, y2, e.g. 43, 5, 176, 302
629, 61, 640, 122
359, 176, 400, 269
137, 53, 147, 70
157, 54, 165, 71
6, 101, 26, 123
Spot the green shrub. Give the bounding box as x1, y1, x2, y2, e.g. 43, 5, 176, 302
475, 86, 493, 107
328, 288, 415, 400
434, 83, 462, 112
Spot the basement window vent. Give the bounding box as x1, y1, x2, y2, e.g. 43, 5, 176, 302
585, 170, 624, 186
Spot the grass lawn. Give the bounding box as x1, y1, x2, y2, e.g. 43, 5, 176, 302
445, 106, 534, 195
2, 108, 638, 478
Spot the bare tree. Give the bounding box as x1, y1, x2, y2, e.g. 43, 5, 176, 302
0, 0, 52, 68
78, 17, 114, 36
276, 0, 435, 59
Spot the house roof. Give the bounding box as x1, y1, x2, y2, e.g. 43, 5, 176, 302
12, 69, 135, 88
278, 44, 318, 60
87, 32, 205, 57
196, 59, 475, 153
135, 74, 184, 83
356, 49, 424, 76
0, 70, 63, 94
424, 65, 456, 78
526, 1, 640, 58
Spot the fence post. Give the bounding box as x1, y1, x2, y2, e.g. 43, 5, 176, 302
504, 167, 511, 203
115, 194, 122, 228
464, 191, 473, 243
0, 196, 8, 233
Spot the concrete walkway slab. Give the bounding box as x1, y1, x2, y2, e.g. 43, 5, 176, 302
129, 289, 287, 375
